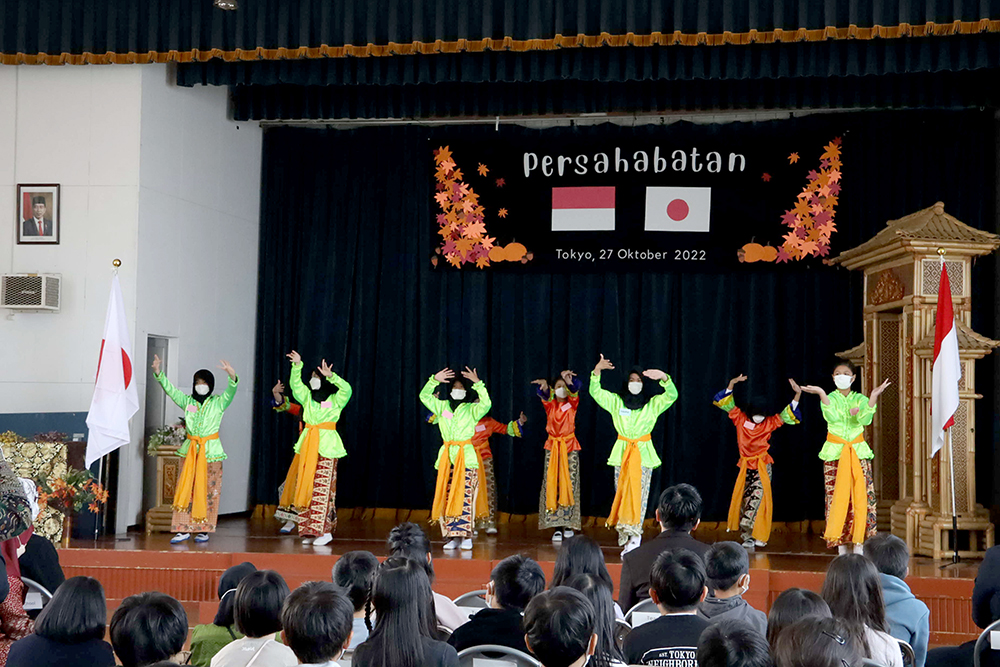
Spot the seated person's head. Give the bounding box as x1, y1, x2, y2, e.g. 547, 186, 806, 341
332, 550, 379, 614
863, 533, 909, 580
280, 581, 354, 664
35, 576, 107, 645
524, 587, 597, 667
235, 570, 291, 638
656, 484, 702, 533
766, 588, 831, 651
109, 591, 188, 667
489, 554, 546, 611
649, 548, 708, 613
698, 618, 772, 667
773, 616, 865, 667
387, 521, 435, 581
705, 541, 751, 598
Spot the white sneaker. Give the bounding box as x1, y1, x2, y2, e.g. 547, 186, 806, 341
485, 527, 498, 535
170, 533, 190, 544
621, 536, 641, 556
754, 540, 767, 548
473, 530, 479, 537
301, 537, 313, 545
443, 538, 460, 550
460, 538, 473, 550
313, 533, 333, 546
837, 544, 849, 555
852, 543, 864, 555
551, 530, 563, 542
742, 538, 756, 549
194, 533, 210, 543
280, 520, 296, 534
562, 529, 574, 539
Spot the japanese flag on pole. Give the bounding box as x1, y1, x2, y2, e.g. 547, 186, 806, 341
930, 260, 961, 457
85, 274, 139, 467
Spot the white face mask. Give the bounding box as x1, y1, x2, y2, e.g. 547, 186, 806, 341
554, 386, 568, 399
309, 377, 322, 390
833, 374, 854, 390
752, 415, 765, 424
627, 381, 643, 395
451, 389, 467, 401
194, 384, 210, 396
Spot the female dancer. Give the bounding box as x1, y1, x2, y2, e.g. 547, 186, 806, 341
589, 354, 677, 554
532, 370, 583, 541
278, 351, 352, 547
420, 367, 490, 551
151, 354, 238, 544
270, 380, 304, 533
713, 375, 802, 549
801, 361, 891, 554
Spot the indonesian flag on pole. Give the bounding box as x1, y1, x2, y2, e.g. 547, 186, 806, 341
85, 274, 139, 468
931, 260, 961, 457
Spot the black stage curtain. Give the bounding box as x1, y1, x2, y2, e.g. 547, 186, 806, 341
252, 110, 997, 525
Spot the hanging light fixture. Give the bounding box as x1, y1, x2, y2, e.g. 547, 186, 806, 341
213, 0, 237, 9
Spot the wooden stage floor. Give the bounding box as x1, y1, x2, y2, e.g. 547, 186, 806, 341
59, 515, 982, 646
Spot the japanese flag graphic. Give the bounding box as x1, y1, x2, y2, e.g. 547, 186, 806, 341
644, 186, 712, 233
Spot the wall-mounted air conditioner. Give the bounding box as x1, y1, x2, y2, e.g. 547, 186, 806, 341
1, 274, 61, 311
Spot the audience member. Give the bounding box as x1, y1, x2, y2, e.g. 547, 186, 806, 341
353, 556, 458, 667
773, 616, 866, 667
210, 570, 296, 667
387, 522, 470, 631
448, 554, 545, 654
331, 550, 379, 649
16, 479, 63, 620
699, 541, 767, 635
697, 618, 771, 667
621, 548, 710, 665
927, 544, 1000, 667
280, 581, 354, 665
563, 574, 626, 667
765, 588, 831, 652
189, 562, 256, 667
551, 535, 625, 619
109, 591, 188, 667
0, 528, 34, 662
7, 576, 114, 667
821, 554, 903, 667
618, 484, 709, 612
524, 587, 598, 667
864, 533, 929, 667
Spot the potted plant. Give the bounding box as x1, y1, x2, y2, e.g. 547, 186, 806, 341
35, 468, 108, 548
147, 420, 187, 457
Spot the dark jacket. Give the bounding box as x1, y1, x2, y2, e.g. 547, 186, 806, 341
618, 530, 711, 612
19, 534, 65, 619
8, 635, 115, 667
21, 219, 53, 237
698, 594, 767, 636
448, 608, 528, 654
354, 636, 458, 667
927, 545, 1000, 667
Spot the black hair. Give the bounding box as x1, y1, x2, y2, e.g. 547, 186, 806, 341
619, 366, 649, 411
698, 618, 772, 667
491, 554, 546, 611
192, 369, 215, 404
332, 550, 379, 612
705, 541, 750, 592
832, 360, 857, 376
109, 591, 188, 667
387, 522, 435, 582
356, 556, 439, 667
766, 588, 831, 651
441, 376, 478, 412
234, 570, 291, 638
280, 581, 355, 664
821, 554, 888, 634
563, 574, 624, 667
302, 366, 339, 404
550, 534, 615, 591
773, 616, 866, 667
863, 533, 909, 580
657, 483, 703, 532
524, 587, 595, 667
35, 576, 107, 644
650, 548, 706, 612
213, 561, 257, 627
741, 396, 771, 419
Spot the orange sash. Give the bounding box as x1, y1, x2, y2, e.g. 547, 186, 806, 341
823, 432, 868, 544
278, 452, 301, 510
545, 434, 575, 512
473, 447, 489, 520
278, 422, 337, 512
727, 453, 773, 543
431, 441, 472, 521
606, 434, 652, 528
172, 432, 219, 522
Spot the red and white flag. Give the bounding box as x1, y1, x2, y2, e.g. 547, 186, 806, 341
644, 186, 712, 233
551, 186, 616, 231
931, 260, 961, 457
85, 274, 139, 467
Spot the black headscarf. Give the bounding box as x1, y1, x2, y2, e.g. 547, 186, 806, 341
742, 395, 770, 419
213, 561, 257, 627
192, 369, 215, 404
619, 366, 650, 411
302, 367, 339, 404
438, 377, 478, 413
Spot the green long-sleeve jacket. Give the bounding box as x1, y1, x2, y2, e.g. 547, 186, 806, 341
288, 362, 352, 459
154, 371, 238, 462
818, 390, 876, 461
589, 372, 678, 469
420, 377, 491, 470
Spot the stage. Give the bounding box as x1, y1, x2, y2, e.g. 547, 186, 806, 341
58, 512, 982, 647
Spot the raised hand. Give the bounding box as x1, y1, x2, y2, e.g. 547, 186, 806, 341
218, 360, 237, 380
518, 411, 527, 425
593, 354, 615, 375
433, 368, 455, 383
788, 378, 801, 394
151, 354, 162, 374
318, 359, 334, 378
643, 369, 667, 381
531, 378, 549, 391
272, 381, 285, 401
561, 370, 577, 383
728, 374, 747, 391
287, 350, 302, 364
461, 366, 481, 385
869, 378, 892, 407
799, 385, 825, 395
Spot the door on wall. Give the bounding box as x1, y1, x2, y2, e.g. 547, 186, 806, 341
142, 337, 169, 514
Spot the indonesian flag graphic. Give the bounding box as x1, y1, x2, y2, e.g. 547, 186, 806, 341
644, 186, 712, 233
931, 260, 961, 457
85, 274, 139, 467
551, 186, 616, 231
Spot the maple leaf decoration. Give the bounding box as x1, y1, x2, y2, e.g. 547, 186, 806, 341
788, 152, 799, 164
761, 172, 772, 182
498, 208, 508, 218
495, 178, 505, 188
477, 163, 489, 176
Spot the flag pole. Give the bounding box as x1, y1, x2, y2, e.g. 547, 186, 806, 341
93, 257, 122, 541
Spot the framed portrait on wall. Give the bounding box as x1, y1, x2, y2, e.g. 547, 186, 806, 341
16, 183, 60, 245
